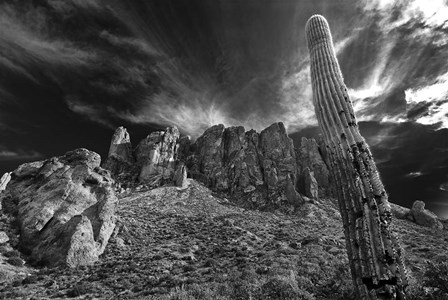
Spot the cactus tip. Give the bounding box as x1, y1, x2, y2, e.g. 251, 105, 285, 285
305, 14, 332, 50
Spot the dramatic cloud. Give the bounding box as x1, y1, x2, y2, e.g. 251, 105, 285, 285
344, 0, 448, 128
0, 0, 447, 216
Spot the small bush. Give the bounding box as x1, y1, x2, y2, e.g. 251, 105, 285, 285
66, 281, 95, 298
423, 260, 448, 297
7, 257, 23, 267
22, 274, 38, 285
4, 250, 20, 258
260, 278, 299, 300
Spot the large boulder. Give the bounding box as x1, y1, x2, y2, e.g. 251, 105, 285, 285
390, 203, 412, 220
0, 148, 118, 267
411, 200, 443, 229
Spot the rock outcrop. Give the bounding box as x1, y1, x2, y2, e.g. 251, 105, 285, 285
411, 200, 443, 229
297, 137, 330, 195
103, 126, 184, 190
390, 203, 412, 220
303, 168, 318, 199
0, 172, 11, 192
185, 122, 302, 208
174, 162, 188, 188
136, 127, 180, 186
103, 127, 136, 185
103, 123, 329, 208
1, 148, 117, 267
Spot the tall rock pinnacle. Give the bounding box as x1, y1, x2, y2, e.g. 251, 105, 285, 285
305, 15, 408, 299
108, 126, 133, 162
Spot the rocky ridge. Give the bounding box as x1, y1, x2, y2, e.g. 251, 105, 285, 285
104, 123, 331, 209
0, 123, 445, 299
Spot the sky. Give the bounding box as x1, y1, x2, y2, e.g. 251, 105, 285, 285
0, 0, 447, 216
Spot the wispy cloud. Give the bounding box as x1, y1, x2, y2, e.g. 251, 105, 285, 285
404, 71, 448, 129
0, 146, 42, 161
65, 95, 115, 129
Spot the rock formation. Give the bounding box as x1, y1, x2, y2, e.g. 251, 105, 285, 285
297, 137, 330, 195
0, 172, 11, 192
103, 123, 329, 208
0, 149, 117, 267
103, 126, 184, 189
303, 168, 318, 199
185, 123, 303, 208
389, 203, 412, 220
136, 126, 180, 186
306, 15, 408, 299
410, 200, 443, 229
174, 162, 188, 188
103, 127, 136, 185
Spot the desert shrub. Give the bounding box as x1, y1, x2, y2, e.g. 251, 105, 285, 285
259, 278, 302, 300
66, 281, 95, 298
144, 284, 231, 300
7, 257, 23, 267
423, 260, 448, 298
22, 274, 38, 285
4, 249, 20, 258
316, 261, 354, 299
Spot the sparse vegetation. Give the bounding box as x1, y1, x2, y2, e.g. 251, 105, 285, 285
0, 181, 446, 299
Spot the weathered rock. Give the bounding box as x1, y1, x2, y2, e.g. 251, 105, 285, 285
173, 162, 188, 188
103, 127, 136, 186
104, 123, 326, 210
0, 172, 11, 192
186, 122, 300, 208
297, 137, 330, 195
176, 136, 191, 160
411, 200, 443, 229
259, 123, 297, 199
190, 124, 226, 189
1, 148, 117, 267
390, 203, 412, 220
108, 126, 133, 162
136, 127, 180, 187
0, 231, 9, 243
303, 168, 318, 199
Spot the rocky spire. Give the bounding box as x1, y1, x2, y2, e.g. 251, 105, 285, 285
136, 126, 180, 186
305, 15, 408, 299
107, 126, 133, 163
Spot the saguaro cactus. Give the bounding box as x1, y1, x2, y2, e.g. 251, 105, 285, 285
305, 15, 408, 299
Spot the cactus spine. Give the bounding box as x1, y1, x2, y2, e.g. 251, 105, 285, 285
305, 15, 408, 299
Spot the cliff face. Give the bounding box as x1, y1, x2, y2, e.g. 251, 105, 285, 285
103, 122, 331, 208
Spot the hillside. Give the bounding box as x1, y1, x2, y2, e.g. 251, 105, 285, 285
1, 178, 447, 299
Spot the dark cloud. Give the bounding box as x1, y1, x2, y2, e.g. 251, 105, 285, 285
0, 0, 447, 217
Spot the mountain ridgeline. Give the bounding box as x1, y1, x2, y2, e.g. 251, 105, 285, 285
103, 122, 331, 210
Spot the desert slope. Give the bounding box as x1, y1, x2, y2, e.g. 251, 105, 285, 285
1, 179, 446, 299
